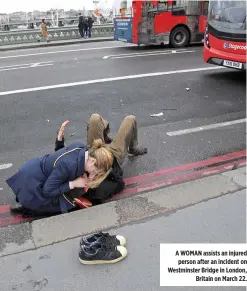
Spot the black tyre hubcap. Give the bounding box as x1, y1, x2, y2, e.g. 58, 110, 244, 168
174, 31, 186, 44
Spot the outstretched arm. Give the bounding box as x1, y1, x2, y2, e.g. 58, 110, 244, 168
55, 120, 69, 151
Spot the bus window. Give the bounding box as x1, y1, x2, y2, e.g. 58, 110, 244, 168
158, 0, 169, 11
203, 1, 209, 16
172, 1, 186, 16
172, 1, 203, 16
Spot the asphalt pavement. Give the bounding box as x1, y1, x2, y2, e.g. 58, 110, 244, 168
0, 40, 246, 208
0, 189, 245, 291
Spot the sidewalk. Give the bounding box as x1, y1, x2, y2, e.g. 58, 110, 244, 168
0, 168, 245, 291
0, 37, 113, 52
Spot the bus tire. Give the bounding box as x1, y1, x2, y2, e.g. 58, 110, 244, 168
170, 26, 190, 48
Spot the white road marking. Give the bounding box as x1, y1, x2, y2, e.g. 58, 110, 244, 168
112, 50, 195, 59
0, 66, 224, 96
0, 163, 13, 170
167, 118, 247, 136
0, 61, 53, 72
0, 45, 135, 60
30, 62, 47, 67
103, 49, 195, 60
32, 63, 54, 68
0, 61, 52, 69
0, 66, 35, 72
102, 49, 188, 59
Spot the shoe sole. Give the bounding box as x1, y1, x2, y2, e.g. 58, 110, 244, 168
79, 254, 127, 265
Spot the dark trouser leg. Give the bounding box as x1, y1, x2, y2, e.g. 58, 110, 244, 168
85, 28, 88, 37
79, 29, 84, 37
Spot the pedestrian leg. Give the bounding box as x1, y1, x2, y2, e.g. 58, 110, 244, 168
85, 28, 88, 38
79, 29, 84, 38
108, 116, 147, 165
87, 113, 109, 147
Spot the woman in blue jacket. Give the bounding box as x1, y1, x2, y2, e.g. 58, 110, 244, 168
6, 131, 113, 215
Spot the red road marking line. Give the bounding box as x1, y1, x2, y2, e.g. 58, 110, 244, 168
0, 205, 10, 214
0, 215, 32, 228
111, 160, 246, 200
124, 150, 246, 185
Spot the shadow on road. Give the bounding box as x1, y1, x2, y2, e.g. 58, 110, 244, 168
205, 70, 246, 85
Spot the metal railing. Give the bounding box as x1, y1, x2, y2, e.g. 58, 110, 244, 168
0, 24, 114, 46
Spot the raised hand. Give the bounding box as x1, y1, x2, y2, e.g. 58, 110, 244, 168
57, 120, 70, 141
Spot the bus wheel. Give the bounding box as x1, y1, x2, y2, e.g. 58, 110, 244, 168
170, 26, 189, 48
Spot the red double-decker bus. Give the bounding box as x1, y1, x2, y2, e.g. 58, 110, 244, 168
114, 0, 208, 48
204, 0, 246, 70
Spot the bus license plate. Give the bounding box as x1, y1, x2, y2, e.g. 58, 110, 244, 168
223, 60, 242, 69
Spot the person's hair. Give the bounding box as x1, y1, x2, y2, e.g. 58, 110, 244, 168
42, 19, 45, 23
87, 139, 113, 189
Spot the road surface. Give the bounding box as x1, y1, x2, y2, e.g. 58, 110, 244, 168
0, 41, 246, 208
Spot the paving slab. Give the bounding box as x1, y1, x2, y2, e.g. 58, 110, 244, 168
32, 201, 118, 248
221, 168, 246, 188
146, 173, 243, 209
0, 223, 34, 257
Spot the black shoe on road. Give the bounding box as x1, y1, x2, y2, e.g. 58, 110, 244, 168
129, 146, 147, 156
80, 232, 126, 248
103, 124, 113, 144
79, 243, 128, 265
10, 203, 24, 214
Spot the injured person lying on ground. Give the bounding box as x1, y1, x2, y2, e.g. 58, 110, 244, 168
7, 114, 147, 217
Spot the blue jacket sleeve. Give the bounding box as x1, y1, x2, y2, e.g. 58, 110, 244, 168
42, 160, 72, 198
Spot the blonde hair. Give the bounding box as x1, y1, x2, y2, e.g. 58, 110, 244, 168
87, 139, 113, 189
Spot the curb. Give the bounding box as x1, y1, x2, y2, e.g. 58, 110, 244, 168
0, 168, 245, 257
0, 37, 114, 52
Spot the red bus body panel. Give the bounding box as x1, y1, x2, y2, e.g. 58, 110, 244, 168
204, 35, 246, 64
203, 1, 246, 69
153, 13, 187, 35
116, 0, 207, 46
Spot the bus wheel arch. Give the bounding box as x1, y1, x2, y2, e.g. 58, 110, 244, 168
170, 25, 190, 48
